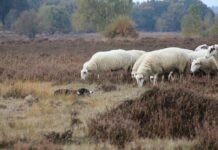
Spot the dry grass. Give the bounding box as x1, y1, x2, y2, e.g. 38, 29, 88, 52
0, 81, 53, 98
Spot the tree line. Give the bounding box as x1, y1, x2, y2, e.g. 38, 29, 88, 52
0, 0, 217, 38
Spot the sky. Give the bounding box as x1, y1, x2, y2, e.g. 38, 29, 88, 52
133, 0, 218, 7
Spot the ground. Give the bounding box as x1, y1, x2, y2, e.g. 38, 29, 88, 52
0, 32, 217, 149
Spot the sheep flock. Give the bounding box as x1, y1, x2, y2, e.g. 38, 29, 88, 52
81, 44, 218, 87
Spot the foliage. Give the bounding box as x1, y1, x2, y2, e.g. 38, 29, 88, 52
4, 9, 19, 29
132, 0, 169, 31
38, 5, 72, 34
103, 15, 138, 38
27, 0, 43, 9
181, 4, 203, 38
73, 0, 133, 32
0, 0, 29, 25
132, 0, 214, 32
209, 16, 218, 37
13, 10, 41, 38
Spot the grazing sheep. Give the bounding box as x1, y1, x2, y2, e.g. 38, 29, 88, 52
126, 50, 146, 68
195, 44, 209, 51
131, 47, 192, 79
135, 47, 190, 87
81, 49, 145, 80
191, 57, 218, 78
131, 54, 147, 78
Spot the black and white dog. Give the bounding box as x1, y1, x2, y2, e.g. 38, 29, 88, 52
77, 88, 93, 96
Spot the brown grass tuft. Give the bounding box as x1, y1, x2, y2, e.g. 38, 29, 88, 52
44, 130, 73, 144
100, 82, 117, 92
3, 86, 27, 99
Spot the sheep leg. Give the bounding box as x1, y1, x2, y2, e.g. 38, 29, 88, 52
168, 71, 174, 82
161, 75, 165, 83
179, 73, 184, 81
153, 74, 158, 86
207, 73, 211, 80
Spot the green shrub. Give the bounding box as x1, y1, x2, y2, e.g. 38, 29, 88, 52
13, 10, 40, 38
103, 15, 138, 38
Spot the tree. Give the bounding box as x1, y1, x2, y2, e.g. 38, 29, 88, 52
132, 0, 169, 31
210, 16, 218, 37
73, 0, 133, 32
0, 0, 29, 25
4, 9, 19, 29
13, 10, 40, 38
181, 4, 202, 37
38, 5, 72, 34
27, 0, 43, 9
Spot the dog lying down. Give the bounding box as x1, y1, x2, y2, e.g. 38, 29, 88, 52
77, 88, 94, 96
54, 88, 93, 96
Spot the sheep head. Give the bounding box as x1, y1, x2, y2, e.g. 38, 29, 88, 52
191, 59, 201, 73
81, 68, 89, 80
206, 45, 218, 58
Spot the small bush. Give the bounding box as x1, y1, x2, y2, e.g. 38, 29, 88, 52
103, 15, 138, 38
44, 130, 73, 144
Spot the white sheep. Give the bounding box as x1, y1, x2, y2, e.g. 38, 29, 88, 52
191, 57, 218, 78
206, 44, 218, 69
135, 47, 190, 87
131, 47, 193, 80
126, 50, 146, 68
188, 50, 208, 61
132, 47, 192, 81
131, 54, 147, 78
195, 44, 209, 51
81, 49, 145, 80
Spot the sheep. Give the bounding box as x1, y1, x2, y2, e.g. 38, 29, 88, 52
135, 47, 190, 87
187, 50, 208, 61
195, 44, 209, 51
131, 47, 192, 79
191, 57, 218, 78
81, 49, 145, 80
131, 54, 147, 78
206, 44, 218, 58
126, 50, 146, 68
205, 44, 218, 69
132, 47, 193, 81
